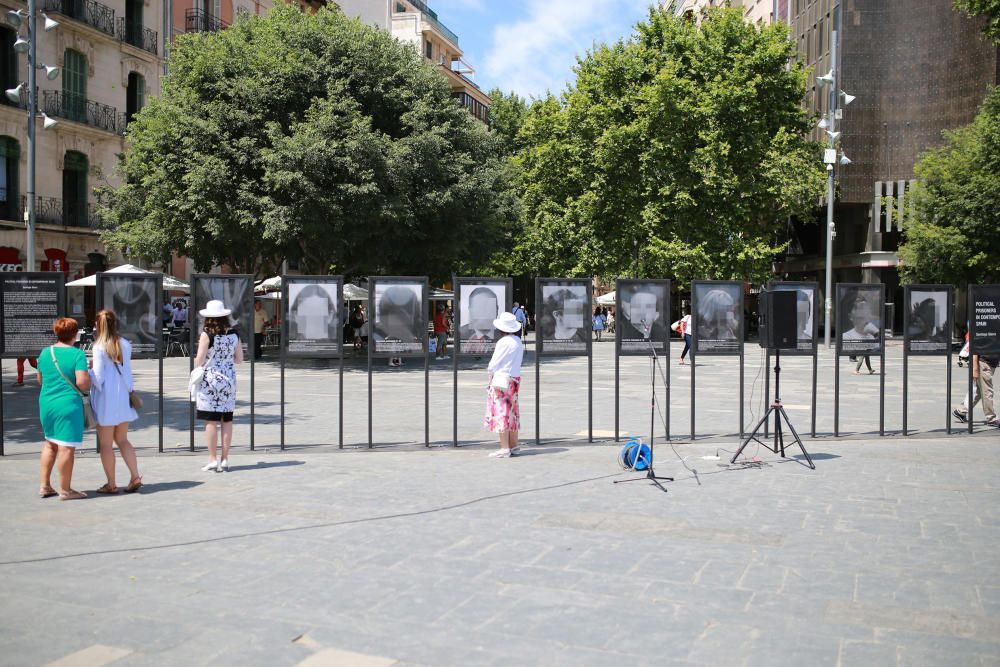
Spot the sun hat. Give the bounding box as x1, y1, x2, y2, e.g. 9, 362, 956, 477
493, 311, 522, 333
199, 299, 232, 318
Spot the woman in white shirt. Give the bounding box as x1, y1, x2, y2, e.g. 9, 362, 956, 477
90, 309, 142, 494
485, 312, 525, 459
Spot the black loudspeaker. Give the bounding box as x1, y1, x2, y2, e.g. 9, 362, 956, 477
758, 290, 798, 350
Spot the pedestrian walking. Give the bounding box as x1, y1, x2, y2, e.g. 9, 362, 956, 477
512, 302, 527, 338
593, 306, 606, 341
350, 305, 366, 350
89, 309, 142, 494
36, 317, 91, 500
485, 312, 525, 459
674, 307, 693, 364
15, 357, 37, 386
953, 353, 998, 426
193, 300, 243, 472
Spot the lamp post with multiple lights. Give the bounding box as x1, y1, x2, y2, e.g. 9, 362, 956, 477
815, 28, 855, 348
4, 5, 60, 272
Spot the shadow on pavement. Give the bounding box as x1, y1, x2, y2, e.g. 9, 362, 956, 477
135, 480, 204, 494
226, 460, 305, 472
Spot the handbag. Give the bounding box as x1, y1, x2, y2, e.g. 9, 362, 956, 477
490, 371, 511, 392
113, 361, 143, 411
49, 346, 96, 429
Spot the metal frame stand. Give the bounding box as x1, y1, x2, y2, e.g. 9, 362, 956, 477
731, 349, 815, 469
614, 338, 672, 491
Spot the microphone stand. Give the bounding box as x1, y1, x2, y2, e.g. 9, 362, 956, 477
615, 319, 673, 492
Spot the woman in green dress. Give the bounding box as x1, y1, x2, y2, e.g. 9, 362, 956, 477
36, 317, 91, 500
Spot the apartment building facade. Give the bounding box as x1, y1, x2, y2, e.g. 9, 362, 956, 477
0, 0, 165, 282
339, 0, 490, 123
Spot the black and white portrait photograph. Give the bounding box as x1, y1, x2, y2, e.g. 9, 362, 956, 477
458, 283, 506, 356
617, 280, 670, 355
194, 276, 253, 352
905, 287, 949, 354
538, 281, 589, 355
837, 284, 883, 355
773, 283, 816, 353
372, 280, 425, 356
693, 281, 742, 354
99, 275, 161, 358
285, 280, 341, 357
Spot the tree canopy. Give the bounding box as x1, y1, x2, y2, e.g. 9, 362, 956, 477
99, 5, 519, 280
898, 86, 1000, 286
505, 7, 826, 285
954, 0, 1000, 42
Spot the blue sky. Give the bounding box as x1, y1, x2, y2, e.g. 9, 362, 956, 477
428, 0, 656, 100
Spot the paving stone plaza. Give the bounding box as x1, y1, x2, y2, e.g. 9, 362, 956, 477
1, 337, 998, 666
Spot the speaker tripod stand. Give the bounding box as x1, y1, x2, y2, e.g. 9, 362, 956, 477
730, 349, 815, 469
614, 332, 673, 492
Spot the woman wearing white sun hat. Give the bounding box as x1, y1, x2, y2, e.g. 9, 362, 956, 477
484, 311, 525, 458
193, 300, 243, 472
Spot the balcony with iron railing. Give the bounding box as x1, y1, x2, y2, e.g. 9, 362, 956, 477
185, 8, 228, 33
43, 0, 116, 38
403, 0, 459, 47
42, 90, 128, 135
0, 195, 101, 228
117, 17, 158, 55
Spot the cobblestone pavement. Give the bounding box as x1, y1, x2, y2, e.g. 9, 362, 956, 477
0, 339, 997, 665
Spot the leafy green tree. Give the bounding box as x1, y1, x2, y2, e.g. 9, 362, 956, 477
508, 6, 826, 284
954, 0, 1000, 42
98, 5, 518, 280
898, 86, 1000, 285
486, 88, 530, 156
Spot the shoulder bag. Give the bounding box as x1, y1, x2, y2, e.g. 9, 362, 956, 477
490, 371, 511, 392
113, 361, 143, 411
50, 347, 96, 429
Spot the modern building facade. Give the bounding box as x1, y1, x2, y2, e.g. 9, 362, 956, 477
0, 0, 165, 284
773, 0, 998, 326
339, 0, 490, 123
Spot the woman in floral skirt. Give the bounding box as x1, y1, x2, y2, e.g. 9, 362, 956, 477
485, 312, 525, 458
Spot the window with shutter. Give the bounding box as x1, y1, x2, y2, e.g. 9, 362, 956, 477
62, 49, 87, 123
62, 151, 88, 227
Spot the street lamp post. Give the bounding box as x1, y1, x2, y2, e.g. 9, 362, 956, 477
817, 25, 853, 348
5, 3, 59, 272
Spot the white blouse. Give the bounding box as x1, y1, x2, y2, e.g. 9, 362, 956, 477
89, 338, 138, 426
487, 334, 524, 379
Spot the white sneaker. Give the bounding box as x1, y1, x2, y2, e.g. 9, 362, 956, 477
488, 449, 511, 459
438, 355, 450, 360
202, 460, 218, 472
219, 459, 229, 472
510, 446, 521, 456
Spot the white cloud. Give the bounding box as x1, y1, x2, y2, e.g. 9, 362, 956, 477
481, 0, 650, 99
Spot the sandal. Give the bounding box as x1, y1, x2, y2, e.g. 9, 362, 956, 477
125, 477, 143, 493
59, 490, 87, 501
96, 483, 119, 495
39, 487, 57, 499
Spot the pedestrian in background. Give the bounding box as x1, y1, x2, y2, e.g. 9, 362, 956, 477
90, 309, 142, 494
193, 300, 243, 472
512, 302, 527, 338
954, 352, 998, 427
15, 357, 37, 386
253, 300, 267, 360
434, 304, 450, 360
593, 306, 606, 341
674, 307, 693, 364
485, 312, 524, 458
36, 317, 91, 500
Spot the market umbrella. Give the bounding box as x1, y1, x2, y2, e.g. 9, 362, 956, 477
64, 264, 190, 292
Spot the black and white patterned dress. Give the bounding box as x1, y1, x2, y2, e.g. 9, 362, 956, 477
196, 331, 239, 415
